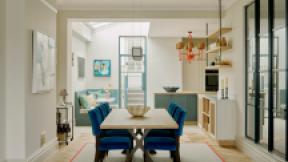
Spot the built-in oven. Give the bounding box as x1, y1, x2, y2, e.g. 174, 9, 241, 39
205, 69, 219, 92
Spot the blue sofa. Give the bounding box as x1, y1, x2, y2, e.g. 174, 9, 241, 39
74, 89, 118, 126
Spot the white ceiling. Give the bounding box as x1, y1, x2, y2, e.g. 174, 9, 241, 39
82, 18, 219, 38
148, 19, 218, 38
47, 0, 239, 11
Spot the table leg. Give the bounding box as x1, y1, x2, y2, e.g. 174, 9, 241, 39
126, 129, 154, 162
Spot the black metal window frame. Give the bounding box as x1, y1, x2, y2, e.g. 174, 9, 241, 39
245, 0, 288, 160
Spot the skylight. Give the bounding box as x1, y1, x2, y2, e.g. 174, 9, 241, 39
87, 22, 112, 29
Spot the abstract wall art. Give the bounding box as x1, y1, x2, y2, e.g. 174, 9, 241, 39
32, 31, 56, 93
93, 60, 111, 77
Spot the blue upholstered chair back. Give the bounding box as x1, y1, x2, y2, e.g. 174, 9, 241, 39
99, 103, 112, 119
88, 107, 104, 136
167, 102, 177, 117
173, 106, 186, 136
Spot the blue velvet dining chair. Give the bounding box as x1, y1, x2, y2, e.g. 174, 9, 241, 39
144, 106, 186, 162
98, 103, 132, 138
146, 102, 179, 137
88, 107, 133, 162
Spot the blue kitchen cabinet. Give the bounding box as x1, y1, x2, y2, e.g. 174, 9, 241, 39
155, 94, 198, 121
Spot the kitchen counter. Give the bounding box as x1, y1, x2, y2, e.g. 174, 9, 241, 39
155, 91, 217, 95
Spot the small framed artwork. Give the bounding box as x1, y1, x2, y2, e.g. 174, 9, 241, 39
94, 60, 111, 77
77, 57, 85, 78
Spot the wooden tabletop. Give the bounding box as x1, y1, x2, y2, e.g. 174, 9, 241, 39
100, 109, 179, 130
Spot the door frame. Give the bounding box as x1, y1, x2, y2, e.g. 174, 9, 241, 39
118, 36, 147, 108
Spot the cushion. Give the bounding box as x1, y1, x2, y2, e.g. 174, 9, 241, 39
99, 137, 131, 151
86, 94, 97, 107
79, 95, 90, 109
144, 137, 176, 151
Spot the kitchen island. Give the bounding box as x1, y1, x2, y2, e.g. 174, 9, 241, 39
154, 91, 216, 123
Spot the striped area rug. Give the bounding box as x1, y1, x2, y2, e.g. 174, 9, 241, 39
70, 143, 225, 162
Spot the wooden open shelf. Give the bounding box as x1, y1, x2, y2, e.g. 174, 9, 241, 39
205, 46, 232, 54
206, 65, 232, 69
207, 27, 232, 40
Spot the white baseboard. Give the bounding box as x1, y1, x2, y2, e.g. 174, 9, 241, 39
26, 138, 58, 162
236, 137, 285, 162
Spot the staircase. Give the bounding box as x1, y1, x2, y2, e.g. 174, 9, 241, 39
126, 89, 145, 106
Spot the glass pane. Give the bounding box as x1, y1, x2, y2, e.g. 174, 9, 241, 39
246, 3, 256, 140
274, 0, 285, 29
273, 0, 286, 154
259, 0, 269, 147
119, 37, 146, 55
119, 37, 146, 108
274, 71, 286, 155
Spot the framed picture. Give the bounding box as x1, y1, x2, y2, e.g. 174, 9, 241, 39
32, 31, 56, 94
93, 60, 111, 77
77, 57, 85, 78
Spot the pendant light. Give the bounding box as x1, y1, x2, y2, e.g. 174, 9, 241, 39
176, 31, 206, 63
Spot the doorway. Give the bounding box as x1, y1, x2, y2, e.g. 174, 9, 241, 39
245, 0, 287, 159
119, 36, 147, 108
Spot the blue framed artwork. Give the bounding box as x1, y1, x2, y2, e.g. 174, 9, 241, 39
93, 60, 111, 77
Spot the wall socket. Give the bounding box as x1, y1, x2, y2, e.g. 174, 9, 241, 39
40, 131, 47, 147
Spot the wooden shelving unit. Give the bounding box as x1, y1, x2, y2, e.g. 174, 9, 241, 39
207, 27, 232, 40
205, 65, 232, 69
198, 94, 237, 146
201, 97, 216, 137
205, 27, 233, 68
205, 46, 232, 54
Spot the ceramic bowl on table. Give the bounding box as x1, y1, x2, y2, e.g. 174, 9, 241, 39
163, 86, 180, 93
127, 105, 150, 117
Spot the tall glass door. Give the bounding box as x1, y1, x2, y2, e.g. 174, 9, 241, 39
119, 36, 147, 108
245, 0, 287, 159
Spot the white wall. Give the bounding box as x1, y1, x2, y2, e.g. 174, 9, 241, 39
25, 0, 57, 158
5, 0, 27, 160
82, 24, 182, 107
72, 34, 87, 94
182, 60, 206, 92
0, 0, 6, 161
86, 23, 150, 89
147, 38, 183, 107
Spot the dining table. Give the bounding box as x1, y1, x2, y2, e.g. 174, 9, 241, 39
100, 108, 179, 162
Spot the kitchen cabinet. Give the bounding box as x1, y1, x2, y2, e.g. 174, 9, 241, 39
155, 93, 198, 122
198, 94, 236, 146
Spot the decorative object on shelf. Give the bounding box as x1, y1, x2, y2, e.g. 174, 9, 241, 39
225, 78, 229, 99
127, 105, 150, 117
216, 37, 228, 47
163, 86, 180, 93
59, 89, 68, 105
221, 79, 225, 99
216, 59, 232, 66
93, 60, 111, 77
132, 47, 143, 61
176, 31, 205, 63
32, 31, 56, 94
57, 104, 74, 145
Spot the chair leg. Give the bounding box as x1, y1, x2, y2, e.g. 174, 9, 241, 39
95, 150, 100, 162
174, 137, 181, 162
95, 136, 100, 162
170, 151, 175, 159
125, 149, 132, 162
143, 151, 149, 162
99, 151, 105, 162
174, 150, 180, 162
